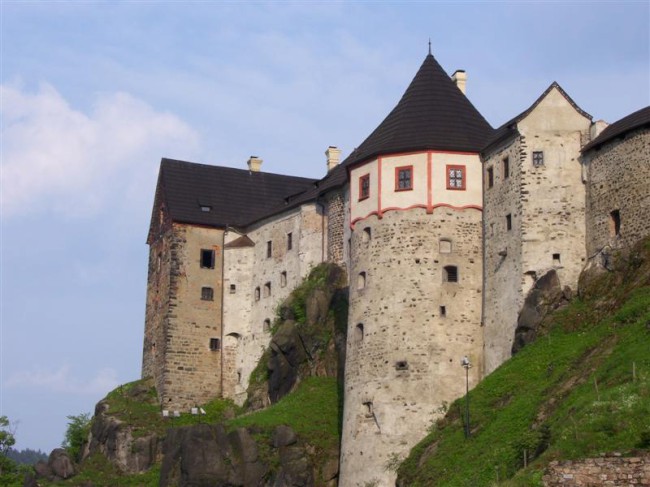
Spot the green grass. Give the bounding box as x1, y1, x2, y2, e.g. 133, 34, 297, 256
229, 376, 340, 453
398, 279, 650, 486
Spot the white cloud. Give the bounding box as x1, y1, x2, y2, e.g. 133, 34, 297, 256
6, 365, 119, 396
1, 82, 200, 218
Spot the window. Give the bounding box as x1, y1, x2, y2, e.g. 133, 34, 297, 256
264, 282, 271, 298
447, 165, 466, 190
395, 166, 413, 191
609, 210, 621, 237
487, 167, 494, 188
280, 271, 287, 288
552, 253, 561, 265
200, 249, 215, 269
362, 227, 372, 243
229, 284, 236, 294
395, 360, 409, 371
439, 238, 452, 254
266, 241, 272, 258
201, 286, 214, 301
532, 151, 544, 167
357, 271, 366, 290
263, 319, 271, 332
209, 338, 221, 351
200, 205, 211, 212
157, 253, 162, 271
443, 265, 458, 283
355, 323, 364, 342
440, 306, 447, 317
359, 174, 370, 201
254, 287, 260, 301
503, 157, 510, 179
506, 214, 512, 231
287, 232, 293, 250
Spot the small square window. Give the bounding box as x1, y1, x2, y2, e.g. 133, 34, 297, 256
395, 166, 413, 191
532, 151, 544, 167
447, 165, 465, 190
287, 232, 293, 250
487, 167, 494, 188
506, 214, 512, 231
200, 249, 215, 269
201, 287, 214, 301
209, 338, 221, 351
552, 253, 561, 264
359, 174, 370, 201
229, 284, 236, 294
266, 241, 272, 258
503, 157, 510, 179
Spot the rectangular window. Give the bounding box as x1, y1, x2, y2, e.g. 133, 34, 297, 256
506, 214, 512, 231
264, 282, 271, 298
287, 232, 293, 250
200, 249, 215, 269
440, 306, 447, 317
395, 166, 413, 191
359, 174, 370, 201
532, 151, 544, 167
280, 271, 287, 287
229, 284, 236, 294
447, 165, 466, 190
503, 157, 510, 179
209, 338, 221, 351
610, 210, 621, 237
266, 240, 272, 258
487, 167, 494, 188
201, 286, 214, 301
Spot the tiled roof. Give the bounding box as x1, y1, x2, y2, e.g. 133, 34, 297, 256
482, 82, 592, 156
582, 106, 650, 153
156, 158, 317, 229
342, 53, 493, 168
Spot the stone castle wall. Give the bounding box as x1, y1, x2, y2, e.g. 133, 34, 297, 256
325, 189, 346, 267
584, 126, 650, 258
543, 455, 650, 486
340, 207, 483, 487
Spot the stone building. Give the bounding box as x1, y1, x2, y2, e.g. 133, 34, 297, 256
141, 51, 649, 485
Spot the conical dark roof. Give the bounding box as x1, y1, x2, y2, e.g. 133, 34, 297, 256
343, 54, 493, 167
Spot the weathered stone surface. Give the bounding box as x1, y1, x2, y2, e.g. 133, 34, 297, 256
48, 448, 76, 480
512, 269, 568, 354
272, 425, 297, 448
83, 398, 160, 474
543, 454, 650, 486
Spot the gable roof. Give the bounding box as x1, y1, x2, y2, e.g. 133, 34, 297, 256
482, 82, 592, 156
342, 53, 493, 168
153, 158, 317, 230
581, 106, 650, 153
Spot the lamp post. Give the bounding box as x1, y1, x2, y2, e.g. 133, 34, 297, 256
461, 355, 472, 438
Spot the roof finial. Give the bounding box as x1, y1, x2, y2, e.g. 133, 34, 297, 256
428, 38, 432, 55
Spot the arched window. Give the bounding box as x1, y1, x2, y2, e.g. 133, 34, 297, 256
263, 319, 271, 332
443, 265, 459, 283
362, 227, 371, 242
357, 271, 366, 290
264, 282, 271, 297
355, 323, 364, 342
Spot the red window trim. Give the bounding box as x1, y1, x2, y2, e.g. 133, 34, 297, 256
359, 173, 370, 201
446, 164, 466, 191
394, 165, 414, 192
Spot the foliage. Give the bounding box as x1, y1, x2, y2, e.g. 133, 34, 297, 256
62, 412, 91, 461
6, 447, 47, 465
0, 416, 29, 486
397, 237, 650, 486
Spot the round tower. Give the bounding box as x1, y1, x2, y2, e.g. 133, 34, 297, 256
339, 53, 492, 486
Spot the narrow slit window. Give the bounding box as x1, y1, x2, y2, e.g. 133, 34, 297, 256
487, 167, 494, 188
443, 266, 458, 283
264, 282, 271, 298
263, 319, 271, 332
357, 271, 366, 290
355, 323, 364, 342
209, 338, 221, 351
280, 271, 287, 287
287, 232, 293, 250
610, 210, 621, 237
440, 306, 446, 317
266, 241, 272, 258
506, 214, 512, 231
200, 249, 215, 269
362, 227, 372, 243
254, 287, 260, 301
201, 286, 214, 301
503, 157, 510, 179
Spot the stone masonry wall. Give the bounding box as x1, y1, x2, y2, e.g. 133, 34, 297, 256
340, 207, 483, 487
325, 189, 346, 267
584, 126, 650, 258
160, 223, 225, 410
543, 455, 650, 486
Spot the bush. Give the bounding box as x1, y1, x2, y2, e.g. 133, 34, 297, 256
62, 413, 91, 461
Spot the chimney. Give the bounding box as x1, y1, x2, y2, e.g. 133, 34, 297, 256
451, 70, 467, 95
247, 156, 262, 172
325, 146, 341, 172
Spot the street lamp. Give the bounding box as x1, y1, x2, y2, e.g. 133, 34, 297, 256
461, 356, 472, 438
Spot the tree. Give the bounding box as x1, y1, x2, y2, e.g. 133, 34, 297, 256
62, 413, 91, 461
0, 416, 23, 485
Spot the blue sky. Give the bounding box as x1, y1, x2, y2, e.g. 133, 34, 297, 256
1, 1, 648, 453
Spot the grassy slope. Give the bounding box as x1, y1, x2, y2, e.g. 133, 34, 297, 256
398, 241, 650, 486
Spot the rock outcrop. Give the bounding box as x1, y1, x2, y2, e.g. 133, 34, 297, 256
30, 448, 77, 483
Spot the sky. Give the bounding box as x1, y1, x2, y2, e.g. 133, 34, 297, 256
1, 1, 648, 453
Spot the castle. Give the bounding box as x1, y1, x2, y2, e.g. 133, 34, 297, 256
141, 51, 650, 486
